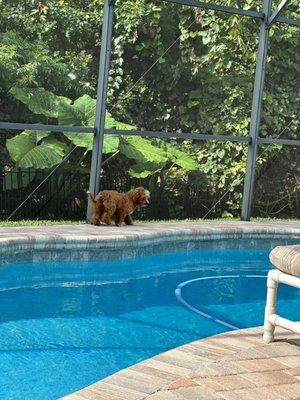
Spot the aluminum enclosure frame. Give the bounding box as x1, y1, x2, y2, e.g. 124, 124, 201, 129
0, 0, 299, 221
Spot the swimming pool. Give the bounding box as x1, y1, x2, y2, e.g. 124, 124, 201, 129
0, 237, 300, 399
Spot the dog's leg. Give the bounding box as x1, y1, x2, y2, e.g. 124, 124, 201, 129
101, 212, 113, 225
87, 192, 102, 226
92, 203, 103, 226
91, 203, 101, 226
92, 213, 101, 226
124, 215, 134, 225
115, 211, 126, 227
100, 201, 116, 226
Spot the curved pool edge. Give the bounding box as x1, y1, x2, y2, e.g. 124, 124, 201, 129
0, 221, 300, 257
60, 325, 300, 400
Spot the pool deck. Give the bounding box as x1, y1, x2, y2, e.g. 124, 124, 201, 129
0, 220, 299, 399
61, 326, 300, 400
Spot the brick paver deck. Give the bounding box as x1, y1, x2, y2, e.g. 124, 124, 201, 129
0, 221, 299, 399
61, 327, 300, 400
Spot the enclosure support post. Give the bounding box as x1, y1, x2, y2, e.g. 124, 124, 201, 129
87, 0, 115, 222
241, 0, 272, 221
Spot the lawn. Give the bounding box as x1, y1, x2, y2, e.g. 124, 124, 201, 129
0, 217, 298, 227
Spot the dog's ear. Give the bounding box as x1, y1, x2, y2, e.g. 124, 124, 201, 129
133, 187, 144, 201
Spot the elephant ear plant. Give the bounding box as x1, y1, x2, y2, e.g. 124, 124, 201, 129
5, 87, 199, 186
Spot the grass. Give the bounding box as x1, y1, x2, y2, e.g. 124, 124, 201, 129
0, 220, 85, 227
0, 217, 298, 227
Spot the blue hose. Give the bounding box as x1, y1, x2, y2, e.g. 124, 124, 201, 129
175, 274, 266, 331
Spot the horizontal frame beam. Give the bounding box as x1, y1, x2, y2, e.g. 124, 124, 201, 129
161, 0, 264, 19
105, 129, 251, 143
258, 137, 300, 146
0, 122, 95, 133
276, 16, 300, 27
268, 0, 290, 27
1, 122, 299, 146
162, 0, 300, 27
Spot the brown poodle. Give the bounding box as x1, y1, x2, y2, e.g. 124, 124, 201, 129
87, 187, 150, 226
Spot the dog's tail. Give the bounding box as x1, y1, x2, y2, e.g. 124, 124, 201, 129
86, 191, 97, 204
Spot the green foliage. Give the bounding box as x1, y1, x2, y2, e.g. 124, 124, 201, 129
129, 161, 164, 178
10, 87, 71, 119
6, 130, 67, 169
7, 87, 198, 176
0, 0, 299, 217
120, 136, 167, 164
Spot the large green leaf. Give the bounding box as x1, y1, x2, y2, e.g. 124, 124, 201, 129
29, 130, 51, 144
18, 144, 64, 169
6, 131, 66, 169
63, 132, 93, 151
59, 95, 136, 130
63, 132, 119, 153
105, 113, 119, 129
165, 143, 198, 170
103, 135, 120, 154
120, 136, 167, 164
6, 131, 35, 163
58, 104, 83, 126
10, 87, 71, 118
43, 136, 68, 154
6, 130, 52, 163
73, 95, 96, 125
129, 161, 164, 178
59, 94, 95, 149
59, 95, 132, 152
115, 121, 137, 130
58, 94, 96, 126
106, 112, 136, 130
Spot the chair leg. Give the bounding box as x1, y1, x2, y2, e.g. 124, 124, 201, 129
263, 270, 279, 343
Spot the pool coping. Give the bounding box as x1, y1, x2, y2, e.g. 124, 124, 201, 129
0, 221, 300, 255
0, 221, 299, 399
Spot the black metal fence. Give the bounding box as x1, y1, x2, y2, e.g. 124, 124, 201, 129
0, 169, 87, 220
1, 166, 299, 221
0, 167, 223, 221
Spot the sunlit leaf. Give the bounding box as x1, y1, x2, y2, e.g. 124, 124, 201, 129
10, 87, 71, 118
120, 136, 167, 164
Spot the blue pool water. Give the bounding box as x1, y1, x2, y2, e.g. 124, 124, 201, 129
0, 238, 300, 399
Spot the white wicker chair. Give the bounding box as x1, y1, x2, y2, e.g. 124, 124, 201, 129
263, 245, 300, 343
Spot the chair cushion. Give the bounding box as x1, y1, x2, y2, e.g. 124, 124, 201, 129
270, 245, 300, 277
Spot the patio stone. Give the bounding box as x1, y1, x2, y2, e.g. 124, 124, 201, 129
200, 375, 255, 391
165, 377, 199, 390
240, 370, 299, 386
144, 391, 181, 399
88, 382, 145, 400
219, 386, 287, 400
273, 355, 300, 368
173, 386, 222, 400
231, 357, 290, 372
271, 383, 300, 400
285, 367, 300, 376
